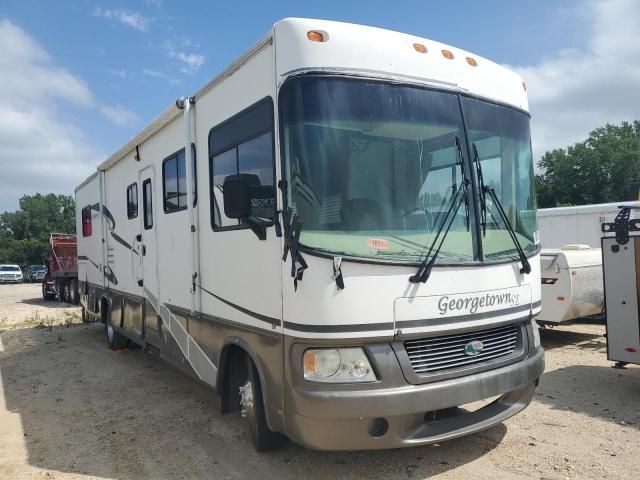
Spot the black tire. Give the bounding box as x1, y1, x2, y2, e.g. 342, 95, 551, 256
240, 357, 286, 452
105, 322, 128, 350
102, 302, 128, 350
57, 281, 64, 303
42, 283, 54, 301
64, 282, 71, 304
69, 280, 79, 305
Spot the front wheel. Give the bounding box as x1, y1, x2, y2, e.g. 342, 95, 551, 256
239, 358, 285, 452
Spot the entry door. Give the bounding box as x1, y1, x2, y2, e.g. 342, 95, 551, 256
139, 166, 160, 334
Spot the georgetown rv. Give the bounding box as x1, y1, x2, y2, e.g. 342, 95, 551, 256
75, 18, 544, 451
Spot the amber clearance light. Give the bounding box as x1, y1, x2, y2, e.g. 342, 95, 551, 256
307, 31, 326, 42
413, 43, 427, 54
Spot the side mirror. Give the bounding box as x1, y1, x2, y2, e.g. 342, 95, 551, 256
222, 174, 266, 241
222, 175, 252, 219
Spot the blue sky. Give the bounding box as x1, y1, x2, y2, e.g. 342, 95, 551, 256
1, 0, 638, 211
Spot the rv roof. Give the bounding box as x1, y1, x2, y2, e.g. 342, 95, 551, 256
84, 18, 527, 183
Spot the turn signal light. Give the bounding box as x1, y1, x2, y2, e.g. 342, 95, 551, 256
466, 57, 478, 67
413, 43, 427, 53
625, 347, 637, 353
307, 31, 325, 42
442, 49, 454, 60
557, 296, 565, 301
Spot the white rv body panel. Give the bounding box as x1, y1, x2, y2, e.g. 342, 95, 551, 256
195, 43, 284, 330
274, 18, 528, 111
75, 18, 543, 451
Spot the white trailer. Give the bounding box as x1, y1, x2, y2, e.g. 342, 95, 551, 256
75, 18, 543, 451
537, 201, 640, 249
537, 245, 603, 324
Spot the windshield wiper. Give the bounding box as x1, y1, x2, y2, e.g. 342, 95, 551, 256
471, 142, 531, 274
410, 136, 470, 284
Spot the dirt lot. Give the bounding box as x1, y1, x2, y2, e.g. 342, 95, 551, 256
0, 283, 639, 480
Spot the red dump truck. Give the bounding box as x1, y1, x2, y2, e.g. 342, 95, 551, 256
42, 233, 79, 304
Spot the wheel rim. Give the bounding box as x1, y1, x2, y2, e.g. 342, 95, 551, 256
239, 380, 255, 426
106, 325, 114, 343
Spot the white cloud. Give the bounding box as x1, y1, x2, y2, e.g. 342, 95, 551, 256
510, 0, 640, 162
163, 39, 205, 74
93, 8, 151, 32
176, 52, 205, 70
145, 0, 163, 8
0, 20, 137, 212
142, 68, 179, 84
108, 69, 127, 79
99, 104, 139, 126
143, 68, 164, 78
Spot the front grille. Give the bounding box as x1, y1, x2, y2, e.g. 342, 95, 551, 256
404, 323, 521, 375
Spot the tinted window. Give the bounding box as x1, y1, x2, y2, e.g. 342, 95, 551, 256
209, 97, 275, 229
143, 179, 153, 229
127, 182, 138, 219
163, 146, 197, 213
82, 206, 92, 237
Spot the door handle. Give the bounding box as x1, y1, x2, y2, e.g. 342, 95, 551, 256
136, 234, 142, 242
142, 245, 146, 256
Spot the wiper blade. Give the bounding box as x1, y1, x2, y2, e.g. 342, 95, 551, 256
409, 188, 464, 283
455, 136, 471, 231
472, 148, 531, 275
472, 143, 487, 235
410, 136, 469, 284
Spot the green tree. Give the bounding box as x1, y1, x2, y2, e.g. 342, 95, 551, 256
0, 194, 75, 266
535, 121, 640, 208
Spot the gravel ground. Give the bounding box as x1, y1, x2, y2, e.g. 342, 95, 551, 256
0, 283, 639, 480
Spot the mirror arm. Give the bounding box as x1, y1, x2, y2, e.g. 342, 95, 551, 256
243, 217, 267, 241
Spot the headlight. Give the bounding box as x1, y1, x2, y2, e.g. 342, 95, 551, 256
531, 320, 541, 349
303, 348, 377, 383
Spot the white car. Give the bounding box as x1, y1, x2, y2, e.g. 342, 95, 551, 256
0, 265, 24, 283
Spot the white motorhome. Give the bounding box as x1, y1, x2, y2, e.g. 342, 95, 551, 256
75, 18, 544, 451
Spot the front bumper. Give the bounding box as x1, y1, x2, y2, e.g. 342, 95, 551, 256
285, 347, 544, 450
0, 277, 22, 283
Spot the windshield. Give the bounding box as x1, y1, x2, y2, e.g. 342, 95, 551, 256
462, 97, 537, 259
280, 76, 536, 264
1, 266, 20, 272
280, 76, 474, 262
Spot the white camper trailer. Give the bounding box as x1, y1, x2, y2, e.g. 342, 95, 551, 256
75, 18, 544, 451
537, 245, 603, 324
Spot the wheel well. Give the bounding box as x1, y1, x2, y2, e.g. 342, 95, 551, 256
219, 345, 251, 415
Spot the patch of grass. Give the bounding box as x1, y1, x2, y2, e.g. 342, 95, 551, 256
23, 310, 83, 331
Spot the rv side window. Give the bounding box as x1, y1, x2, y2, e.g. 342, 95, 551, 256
143, 179, 153, 229
82, 206, 92, 237
209, 97, 275, 229
162, 145, 197, 213
126, 182, 138, 219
